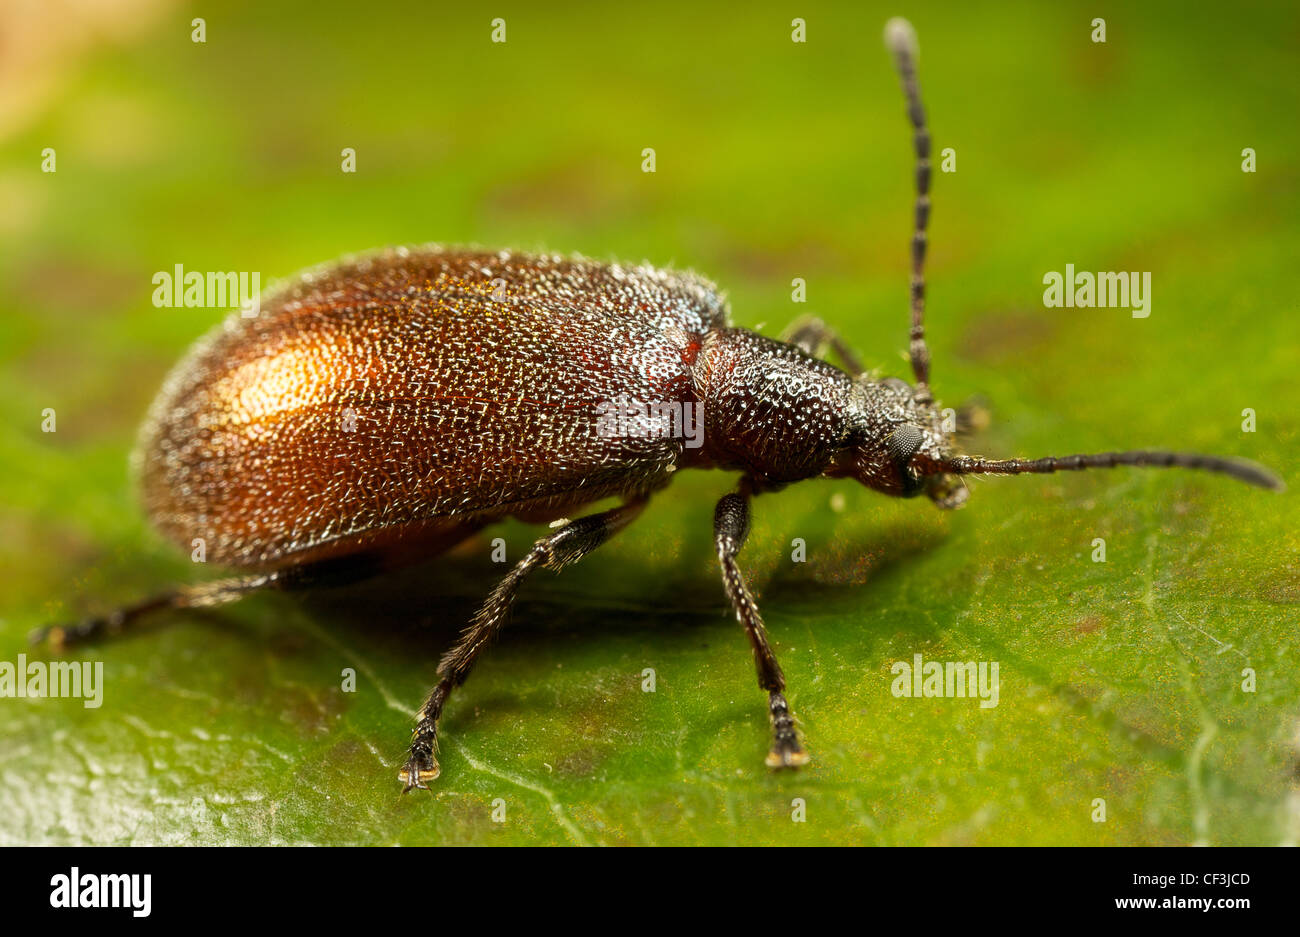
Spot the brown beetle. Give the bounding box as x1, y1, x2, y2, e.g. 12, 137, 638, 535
37, 18, 1281, 790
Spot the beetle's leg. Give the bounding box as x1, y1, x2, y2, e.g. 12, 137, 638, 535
400, 498, 647, 792
29, 573, 281, 649
713, 489, 808, 769
29, 548, 416, 649
782, 315, 864, 377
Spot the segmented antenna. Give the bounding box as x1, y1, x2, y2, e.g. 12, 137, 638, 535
884, 17, 932, 401
945, 451, 1284, 491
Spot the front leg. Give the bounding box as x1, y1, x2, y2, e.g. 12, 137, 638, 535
713, 489, 808, 769
401, 497, 646, 791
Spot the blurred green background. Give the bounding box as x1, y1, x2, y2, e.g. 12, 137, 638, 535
1, 0, 1297, 845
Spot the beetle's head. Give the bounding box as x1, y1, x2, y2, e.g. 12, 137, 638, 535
830, 376, 971, 509
831, 369, 1284, 505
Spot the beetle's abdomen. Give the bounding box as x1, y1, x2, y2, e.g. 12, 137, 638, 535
135, 247, 729, 569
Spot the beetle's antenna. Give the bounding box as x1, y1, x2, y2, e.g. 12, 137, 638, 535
943, 451, 1284, 491
884, 17, 932, 402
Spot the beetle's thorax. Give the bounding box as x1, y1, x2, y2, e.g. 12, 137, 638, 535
689, 328, 857, 487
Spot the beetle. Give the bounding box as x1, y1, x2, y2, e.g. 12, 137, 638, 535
36, 18, 1281, 791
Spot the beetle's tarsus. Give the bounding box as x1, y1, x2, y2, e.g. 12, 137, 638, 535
765, 690, 809, 769
400, 731, 440, 792
401, 710, 442, 792
28, 624, 61, 648
28, 613, 122, 650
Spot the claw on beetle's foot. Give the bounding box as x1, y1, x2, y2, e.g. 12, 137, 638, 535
765, 745, 811, 769
399, 758, 440, 793
28, 624, 63, 649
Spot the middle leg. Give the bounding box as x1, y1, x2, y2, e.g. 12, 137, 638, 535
782, 315, 865, 377
400, 497, 646, 791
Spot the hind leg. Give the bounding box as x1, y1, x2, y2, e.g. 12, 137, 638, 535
31, 524, 484, 649
30, 573, 281, 649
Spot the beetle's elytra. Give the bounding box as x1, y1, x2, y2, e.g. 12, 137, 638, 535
38, 18, 1281, 792
134, 247, 729, 571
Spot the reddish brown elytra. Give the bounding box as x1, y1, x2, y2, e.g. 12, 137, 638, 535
36, 18, 1281, 790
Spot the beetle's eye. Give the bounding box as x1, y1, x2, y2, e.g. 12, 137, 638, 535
885, 423, 924, 465
885, 424, 926, 497
881, 377, 911, 393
